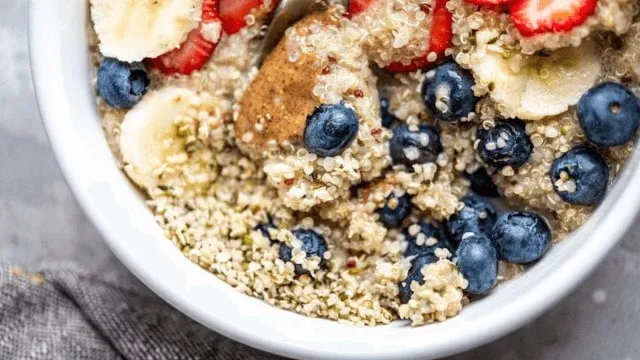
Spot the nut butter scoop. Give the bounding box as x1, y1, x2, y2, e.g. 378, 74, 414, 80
235, 12, 340, 158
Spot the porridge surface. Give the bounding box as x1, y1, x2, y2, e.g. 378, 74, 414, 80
89, 0, 640, 326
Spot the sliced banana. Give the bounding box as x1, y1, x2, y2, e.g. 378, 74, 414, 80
471, 49, 529, 117
470, 30, 602, 120
90, 0, 202, 62
120, 87, 198, 190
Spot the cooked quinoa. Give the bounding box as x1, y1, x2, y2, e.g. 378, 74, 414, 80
89, 0, 640, 326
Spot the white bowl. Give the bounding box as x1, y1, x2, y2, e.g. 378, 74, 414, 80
28, 1, 640, 359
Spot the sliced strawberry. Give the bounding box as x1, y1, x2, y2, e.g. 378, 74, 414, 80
347, 0, 376, 17
385, 0, 453, 73
510, 0, 597, 37
148, 0, 221, 75
464, 0, 512, 6
202, 0, 221, 23
483, 3, 511, 13
219, 0, 280, 35
423, 0, 454, 60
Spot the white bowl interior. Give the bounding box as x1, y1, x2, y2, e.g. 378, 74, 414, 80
28, 0, 640, 359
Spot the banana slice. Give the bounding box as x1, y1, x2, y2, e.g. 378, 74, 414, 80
470, 30, 601, 120
120, 87, 198, 190
471, 50, 529, 117
90, 0, 202, 62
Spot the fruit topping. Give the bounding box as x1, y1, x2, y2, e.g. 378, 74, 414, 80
148, 0, 221, 75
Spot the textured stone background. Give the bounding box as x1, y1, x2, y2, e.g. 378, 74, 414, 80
2, 1, 640, 359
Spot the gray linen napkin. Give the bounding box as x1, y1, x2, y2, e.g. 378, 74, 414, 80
0, 264, 283, 360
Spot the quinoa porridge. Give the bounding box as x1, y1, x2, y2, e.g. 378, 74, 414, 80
89, 0, 640, 326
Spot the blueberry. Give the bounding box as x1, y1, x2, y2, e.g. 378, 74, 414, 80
377, 193, 412, 227
304, 103, 359, 157
389, 124, 443, 167
278, 229, 329, 275
455, 235, 498, 295
97, 58, 150, 109
380, 96, 398, 128
398, 253, 438, 303
421, 61, 479, 122
447, 195, 497, 244
492, 212, 551, 263
577, 82, 640, 146
404, 221, 453, 257
550, 146, 609, 205
466, 167, 499, 197
477, 120, 533, 169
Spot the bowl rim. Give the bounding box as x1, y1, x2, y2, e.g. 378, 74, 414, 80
28, 0, 640, 359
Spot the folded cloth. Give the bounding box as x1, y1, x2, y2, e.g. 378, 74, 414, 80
0, 264, 283, 360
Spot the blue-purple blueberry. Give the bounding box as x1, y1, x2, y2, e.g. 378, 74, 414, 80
455, 235, 498, 295
421, 61, 479, 122
550, 146, 609, 206
447, 195, 497, 244
304, 103, 359, 157
97, 57, 150, 109
492, 211, 551, 263
404, 221, 454, 257
389, 124, 443, 167
377, 193, 412, 228
398, 253, 438, 304
577, 82, 640, 147
477, 120, 532, 169
466, 167, 499, 197
279, 229, 329, 275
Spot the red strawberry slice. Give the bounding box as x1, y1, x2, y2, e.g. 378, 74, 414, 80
347, 0, 376, 17
386, 0, 453, 73
510, 0, 597, 37
464, 0, 512, 6
483, 3, 511, 13
219, 0, 280, 35
148, 0, 221, 75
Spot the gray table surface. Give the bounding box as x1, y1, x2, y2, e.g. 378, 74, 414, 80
2, 1, 640, 359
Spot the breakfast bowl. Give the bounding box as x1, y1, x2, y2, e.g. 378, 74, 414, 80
29, 0, 640, 359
